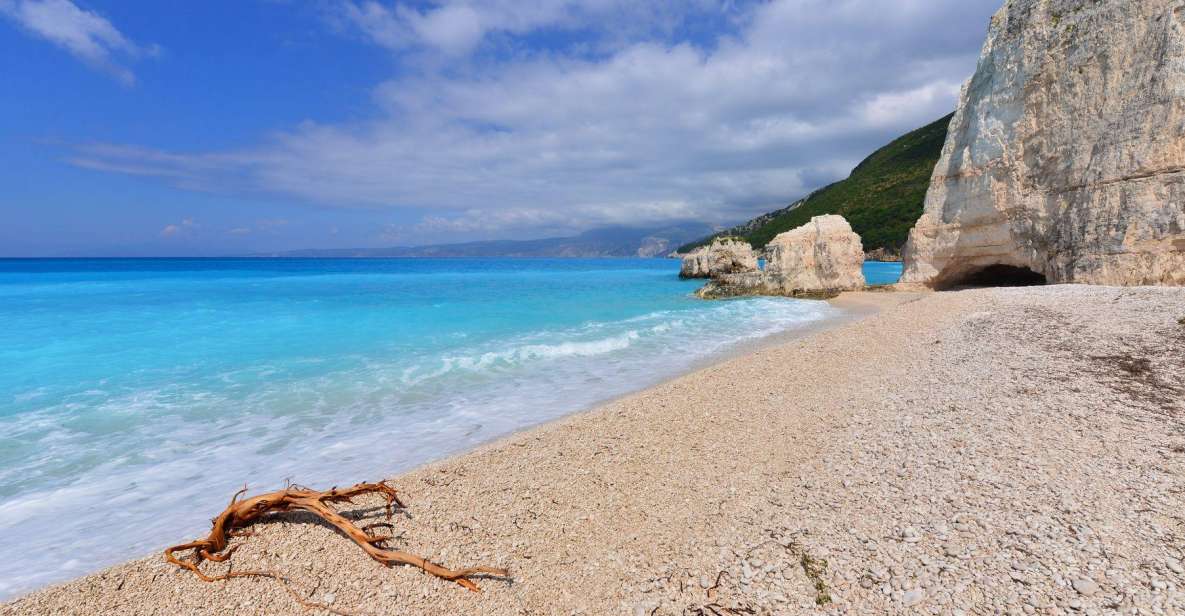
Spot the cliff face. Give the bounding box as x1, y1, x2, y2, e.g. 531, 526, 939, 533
902, 0, 1185, 288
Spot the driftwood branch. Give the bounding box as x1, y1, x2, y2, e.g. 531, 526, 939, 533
165, 480, 508, 604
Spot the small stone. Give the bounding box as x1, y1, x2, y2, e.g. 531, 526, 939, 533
1167, 560, 1184, 575
1067, 598, 1083, 611
902, 589, 926, 607
1072, 578, 1099, 597
323, 593, 336, 605
633, 602, 659, 616
699, 574, 711, 589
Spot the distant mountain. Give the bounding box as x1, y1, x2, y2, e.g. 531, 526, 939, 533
259, 223, 717, 258
678, 113, 954, 255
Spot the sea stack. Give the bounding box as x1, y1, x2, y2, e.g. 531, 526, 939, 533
901, 0, 1185, 288
679, 238, 759, 279
697, 215, 865, 298
762, 215, 866, 294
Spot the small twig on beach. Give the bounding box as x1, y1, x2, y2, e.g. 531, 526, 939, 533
164, 481, 509, 611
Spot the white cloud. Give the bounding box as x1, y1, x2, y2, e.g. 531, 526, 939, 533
160, 218, 197, 238
407, 4, 483, 56
333, 0, 693, 56
72, 0, 1001, 239
414, 200, 705, 235
0, 0, 156, 85
860, 80, 964, 128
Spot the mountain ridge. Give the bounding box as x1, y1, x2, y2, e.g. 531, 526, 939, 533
252, 223, 717, 259
679, 113, 954, 255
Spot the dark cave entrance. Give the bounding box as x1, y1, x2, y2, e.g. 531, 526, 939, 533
939, 264, 1047, 290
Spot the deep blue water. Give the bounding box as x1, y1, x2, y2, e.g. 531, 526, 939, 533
0, 258, 899, 597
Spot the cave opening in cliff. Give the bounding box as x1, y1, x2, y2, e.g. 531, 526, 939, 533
940, 264, 1047, 290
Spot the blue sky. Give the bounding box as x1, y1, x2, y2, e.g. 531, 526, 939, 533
0, 0, 1002, 256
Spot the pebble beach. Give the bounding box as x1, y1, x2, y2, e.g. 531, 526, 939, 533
5, 285, 1184, 615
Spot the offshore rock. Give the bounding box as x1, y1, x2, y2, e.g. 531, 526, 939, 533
694, 271, 769, 299
901, 0, 1185, 288
763, 215, 866, 294
697, 215, 865, 298
679, 238, 759, 279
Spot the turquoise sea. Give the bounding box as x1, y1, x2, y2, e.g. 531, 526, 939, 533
0, 258, 901, 597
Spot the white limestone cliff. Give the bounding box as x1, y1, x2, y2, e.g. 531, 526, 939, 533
902, 0, 1185, 288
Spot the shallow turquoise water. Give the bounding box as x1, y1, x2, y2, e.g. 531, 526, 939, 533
864, 260, 904, 286
0, 258, 897, 597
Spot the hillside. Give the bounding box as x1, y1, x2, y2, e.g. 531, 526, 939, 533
679, 113, 953, 254
257, 223, 715, 259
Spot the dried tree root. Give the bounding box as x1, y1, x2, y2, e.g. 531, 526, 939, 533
165, 481, 508, 597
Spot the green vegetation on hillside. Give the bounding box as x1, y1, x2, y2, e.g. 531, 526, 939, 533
680, 113, 953, 254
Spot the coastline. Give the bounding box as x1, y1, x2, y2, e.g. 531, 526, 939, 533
7, 285, 1184, 615
673, 289, 918, 386
0, 291, 903, 608
0, 257, 850, 599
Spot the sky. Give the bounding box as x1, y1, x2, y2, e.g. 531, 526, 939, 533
0, 0, 1003, 257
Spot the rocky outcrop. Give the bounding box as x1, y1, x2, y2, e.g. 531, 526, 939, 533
693, 271, 769, 299
697, 215, 866, 298
763, 215, 867, 293
679, 238, 758, 279
901, 0, 1185, 289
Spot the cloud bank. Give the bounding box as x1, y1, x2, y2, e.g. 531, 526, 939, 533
68, 0, 1001, 238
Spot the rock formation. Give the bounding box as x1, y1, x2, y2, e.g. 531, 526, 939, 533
763, 215, 867, 293
679, 238, 759, 279
697, 215, 866, 298
901, 0, 1185, 289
